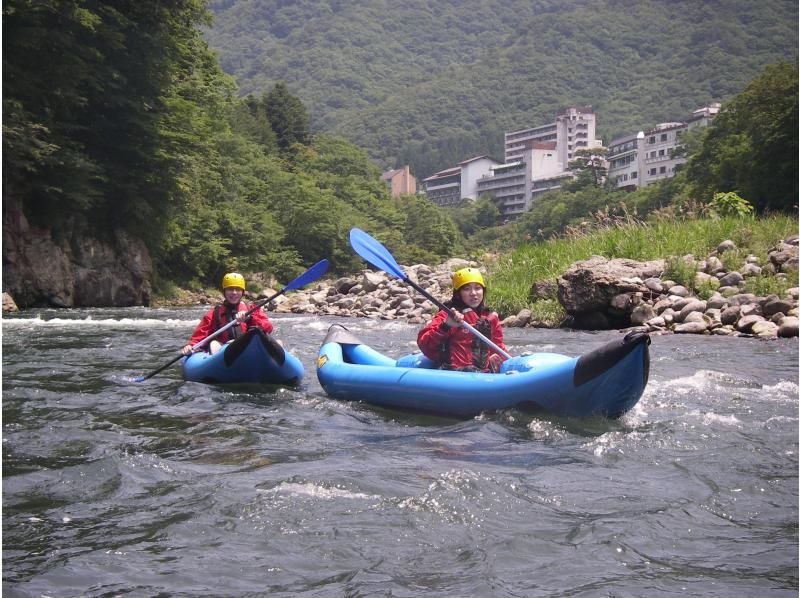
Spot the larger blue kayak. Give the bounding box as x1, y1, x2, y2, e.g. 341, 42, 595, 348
316, 325, 650, 418
182, 328, 303, 386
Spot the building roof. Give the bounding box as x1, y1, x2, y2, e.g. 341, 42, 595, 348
423, 166, 461, 182
380, 169, 403, 181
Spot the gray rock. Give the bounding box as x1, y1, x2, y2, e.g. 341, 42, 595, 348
631, 303, 656, 325
678, 300, 707, 323
557, 255, 664, 314
674, 320, 709, 334
751, 321, 779, 338
736, 314, 765, 332
644, 278, 664, 293
668, 285, 690, 297
2, 292, 18, 312
706, 293, 728, 310
720, 305, 741, 325
718, 271, 744, 287
717, 240, 737, 253
741, 263, 762, 277
778, 316, 799, 338
762, 295, 795, 317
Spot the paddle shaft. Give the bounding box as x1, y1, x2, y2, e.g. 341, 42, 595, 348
403, 276, 512, 360
135, 292, 279, 382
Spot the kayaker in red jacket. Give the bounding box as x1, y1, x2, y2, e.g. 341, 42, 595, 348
417, 267, 508, 373
181, 272, 273, 355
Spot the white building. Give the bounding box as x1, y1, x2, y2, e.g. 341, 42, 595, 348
607, 103, 721, 190
477, 140, 568, 220
422, 155, 502, 207
505, 106, 603, 165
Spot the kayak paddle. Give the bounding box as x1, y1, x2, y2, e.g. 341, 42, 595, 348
348, 228, 512, 360
134, 259, 330, 382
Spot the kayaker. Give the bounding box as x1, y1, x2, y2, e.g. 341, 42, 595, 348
417, 267, 508, 373
181, 272, 273, 355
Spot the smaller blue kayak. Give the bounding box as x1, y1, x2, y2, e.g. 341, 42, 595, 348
182, 328, 303, 386
316, 325, 650, 419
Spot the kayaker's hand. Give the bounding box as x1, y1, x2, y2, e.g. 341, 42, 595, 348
235, 310, 248, 323
488, 353, 506, 373
445, 311, 464, 328
181, 344, 193, 355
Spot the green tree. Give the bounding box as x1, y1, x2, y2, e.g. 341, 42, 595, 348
686, 62, 798, 212
263, 82, 310, 152
564, 148, 609, 191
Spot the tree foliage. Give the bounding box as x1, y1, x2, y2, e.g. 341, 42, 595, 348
685, 62, 798, 211
205, 0, 797, 179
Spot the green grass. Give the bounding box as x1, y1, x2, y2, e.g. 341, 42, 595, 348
486, 215, 798, 323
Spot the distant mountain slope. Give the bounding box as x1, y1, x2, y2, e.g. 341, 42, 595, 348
205, 0, 797, 179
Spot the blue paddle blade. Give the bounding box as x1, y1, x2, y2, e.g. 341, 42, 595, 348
349, 228, 405, 280
284, 259, 329, 291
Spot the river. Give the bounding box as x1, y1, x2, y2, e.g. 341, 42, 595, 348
2, 308, 798, 597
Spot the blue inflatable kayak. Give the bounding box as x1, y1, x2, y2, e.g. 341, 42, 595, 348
316, 325, 650, 418
182, 328, 303, 386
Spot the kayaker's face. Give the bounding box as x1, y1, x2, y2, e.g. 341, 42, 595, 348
223, 287, 243, 304
458, 282, 484, 308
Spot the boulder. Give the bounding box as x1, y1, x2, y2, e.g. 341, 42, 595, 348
557, 256, 664, 328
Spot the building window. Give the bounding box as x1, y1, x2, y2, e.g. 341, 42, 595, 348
659, 149, 665, 156
649, 136, 656, 144
661, 133, 668, 141
649, 168, 657, 175
650, 151, 656, 158
659, 166, 667, 174
631, 172, 637, 179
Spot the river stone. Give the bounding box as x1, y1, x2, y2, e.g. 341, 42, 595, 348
333, 277, 357, 294
644, 278, 664, 293
360, 271, 385, 292
717, 240, 737, 253
683, 311, 706, 324
736, 314, 765, 332
674, 320, 708, 334
646, 315, 666, 329
530, 279, 558, 301
762, 295, 794, 317
557, 255, 664, 314
718, 271, 744, 287
2, 292, 18, 312
751, 321, 779, 338
668, 285, 690, 297
720, 305, 741, 325
778, 316, 799, 338
631, 303, 656, 325
706, 294, 727, 310
653, 297, 673, 314
741, 263, 762, 277
677, 299, 707, 322
705, 256, 725, 274
728, 293, 758, 307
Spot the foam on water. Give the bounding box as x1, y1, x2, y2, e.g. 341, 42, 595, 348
2, 315, 196, 329
258, 481, 379, 501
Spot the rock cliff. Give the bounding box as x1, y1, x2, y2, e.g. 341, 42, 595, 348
3, 199, 152, 308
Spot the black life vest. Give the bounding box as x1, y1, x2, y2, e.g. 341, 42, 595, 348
210, 303, 245, 344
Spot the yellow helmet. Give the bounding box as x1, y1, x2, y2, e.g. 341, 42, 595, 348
452, 267, 485, 290
221, 272, 246, 291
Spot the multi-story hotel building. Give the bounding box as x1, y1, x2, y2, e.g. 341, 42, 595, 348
421, 155, 502, 207
477, 140, 568, 220
504, 106, 603, 165
608, 103, 720, 190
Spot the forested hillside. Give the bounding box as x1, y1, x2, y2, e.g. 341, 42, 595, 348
205, 0, 798, 178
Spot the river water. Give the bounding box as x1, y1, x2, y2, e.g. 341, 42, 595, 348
2, 308, 798, 597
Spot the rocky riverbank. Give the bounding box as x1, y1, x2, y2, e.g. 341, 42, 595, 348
5, 237, 797, 339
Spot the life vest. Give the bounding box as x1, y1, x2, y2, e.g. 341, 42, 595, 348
438, 307, 495, 371
210, 302, 247, 344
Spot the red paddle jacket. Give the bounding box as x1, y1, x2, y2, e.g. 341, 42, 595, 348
187, 302, 273, 350
417, 304, 507, 372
